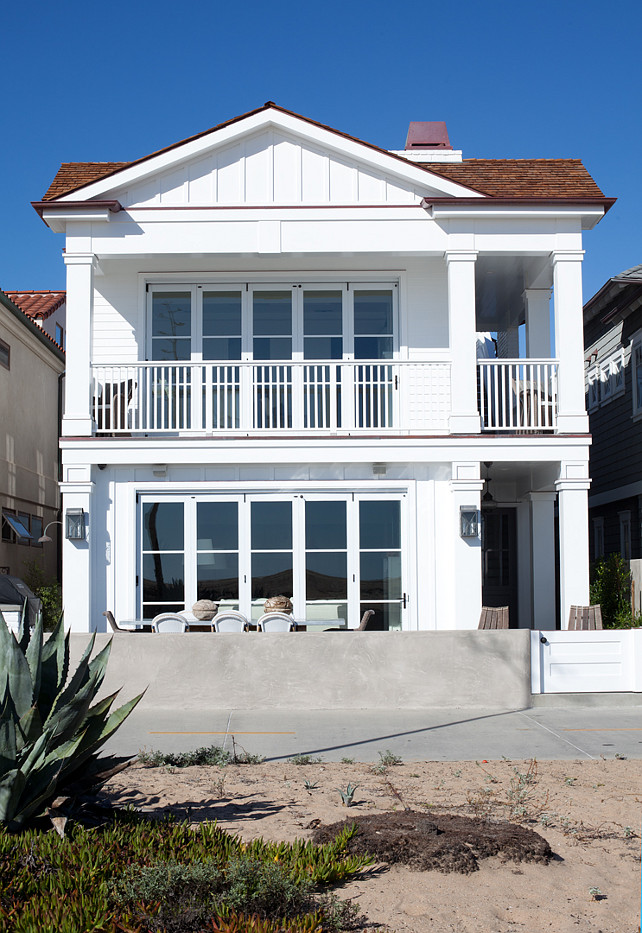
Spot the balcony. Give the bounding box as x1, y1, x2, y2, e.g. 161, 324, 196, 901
91, 358, 560, 437
478, 359, 559, 432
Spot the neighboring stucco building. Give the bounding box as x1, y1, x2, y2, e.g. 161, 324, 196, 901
34, 103, 613, 632
0, 289, 65, 580
4, 290, 66, 350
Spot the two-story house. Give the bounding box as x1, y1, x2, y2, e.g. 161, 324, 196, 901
584, 265, 642, 581
33, 103, 613, 633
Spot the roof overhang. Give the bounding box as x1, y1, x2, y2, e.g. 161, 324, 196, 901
32, 200, 122, 232
422, 197, 615, 230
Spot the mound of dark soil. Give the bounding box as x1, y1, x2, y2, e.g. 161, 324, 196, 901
313, 810, 553, 874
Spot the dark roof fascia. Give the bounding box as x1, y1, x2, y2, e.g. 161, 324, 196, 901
0, 290, 65, 362
41, 102, 486, 202
32, 199, 122, 218
584, 279, 642, 326
422, 196, 616, 212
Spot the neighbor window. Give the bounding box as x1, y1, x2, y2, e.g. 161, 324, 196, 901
633, 340, 642, 417
619, 511, 632, 561
592, 517, 604, 560
55, 323, 64, 349
0, 339, 9, 370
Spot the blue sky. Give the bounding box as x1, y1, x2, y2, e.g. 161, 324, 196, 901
1, 0, 639, 301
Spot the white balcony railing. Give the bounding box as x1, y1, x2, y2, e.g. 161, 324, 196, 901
92, 359, 452, 435
478, 359, 558, 432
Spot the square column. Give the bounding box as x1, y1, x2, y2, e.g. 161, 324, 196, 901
552, 252, 588, 433
61, 466, 94, 632
450, 462, 484, 628
446, 251, 481, 433
524, 288, 551, 359
62, 253, 95, 436
556, 464, 591, 629
527, 492, 557, 630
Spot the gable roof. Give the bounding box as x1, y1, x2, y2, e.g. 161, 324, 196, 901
5, 290, 66, 321
584, 263, 642, 322
39, 102, 609, 205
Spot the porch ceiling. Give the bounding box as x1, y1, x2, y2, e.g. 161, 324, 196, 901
475, 255, 552, 332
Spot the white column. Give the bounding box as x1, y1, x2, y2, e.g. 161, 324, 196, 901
450, 462, 484, 628
552, 252, 588, 433
524, 288, 551, 358
556, 465, 591, 629
446, 251, 481, 433
62, 253, 95, 436
528, 492, 557, 630
61, 466, 94, 632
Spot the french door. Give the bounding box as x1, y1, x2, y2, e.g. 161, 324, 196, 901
146, 283, 397, 431
139, 493, 405, 629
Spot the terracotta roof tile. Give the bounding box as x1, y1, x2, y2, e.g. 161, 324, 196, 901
423, 159, 605, 198
4, 290, 66, 320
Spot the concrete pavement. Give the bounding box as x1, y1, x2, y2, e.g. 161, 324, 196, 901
106, 703, 642, 763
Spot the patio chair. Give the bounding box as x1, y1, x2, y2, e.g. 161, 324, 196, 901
324, 609, 375, 632
103, 610, 147, 633
257, 612, 296, 632
567, 605, 603, 630
152, 612, 190, 633
213, 610, 248, 632
478, 606, 509, 629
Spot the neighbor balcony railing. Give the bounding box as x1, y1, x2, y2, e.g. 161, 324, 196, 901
91, 359, 452, 434
478, 359, 559, 432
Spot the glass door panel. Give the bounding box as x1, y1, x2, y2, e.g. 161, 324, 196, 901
253, 291, 293, 429
353, 290, 394, 429
203, 291, 242, 429
250, 501, 293, 619
358, 500, 402, 630
141, 501, 185, 619
197, 502, 240, 609
305, 500, 347, 626
150, 291, 193, 429
303, 290, 342, 429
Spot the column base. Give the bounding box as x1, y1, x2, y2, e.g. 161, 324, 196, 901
62, 416, 95, 436
556, 413, 589, 434
449, 412, 481, 434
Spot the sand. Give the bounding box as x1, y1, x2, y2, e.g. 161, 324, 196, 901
104, 755, 642, 933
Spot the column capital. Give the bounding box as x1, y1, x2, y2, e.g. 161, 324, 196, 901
64, 252, 97, 267
555, 479, 591, 492
525, 491, 557, 503
523, 287, 551, 300
550, 250, 585, 265
444, 250, 478, 263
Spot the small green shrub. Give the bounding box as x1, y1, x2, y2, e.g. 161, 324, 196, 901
22, 560, 62, 633
290, 753, 323, 765
590, 553, 642, 628
139, 744, 232, 768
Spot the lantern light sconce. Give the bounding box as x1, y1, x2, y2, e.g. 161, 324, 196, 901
65, 509, 86, 540
460, 506, 480, 538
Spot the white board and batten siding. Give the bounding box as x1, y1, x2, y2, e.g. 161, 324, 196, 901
531, 630, 642, 693
114, 131, 429, 208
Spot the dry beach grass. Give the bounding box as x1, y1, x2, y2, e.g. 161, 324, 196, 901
104, 755, 642, 933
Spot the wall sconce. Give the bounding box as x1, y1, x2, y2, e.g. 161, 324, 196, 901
460, 507, 480, 538
65, 509, 86, 540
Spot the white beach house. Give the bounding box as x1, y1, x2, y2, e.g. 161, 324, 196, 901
34, 103, 613, 633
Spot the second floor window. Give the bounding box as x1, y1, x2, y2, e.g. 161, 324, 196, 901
148, 283, 396, 362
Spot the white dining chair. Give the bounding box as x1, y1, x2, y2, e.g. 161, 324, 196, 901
213, 610, 248, 632
151, 612, 190, 633
257, 612, 296, 632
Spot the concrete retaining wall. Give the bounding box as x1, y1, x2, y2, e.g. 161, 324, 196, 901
70, 630, 532, 711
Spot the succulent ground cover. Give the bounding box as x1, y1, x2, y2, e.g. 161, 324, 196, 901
0, 812, 373, 933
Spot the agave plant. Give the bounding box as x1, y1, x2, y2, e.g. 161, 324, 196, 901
0, 604, 143, 829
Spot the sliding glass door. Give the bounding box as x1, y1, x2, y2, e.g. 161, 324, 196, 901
139, 493, 405, 629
